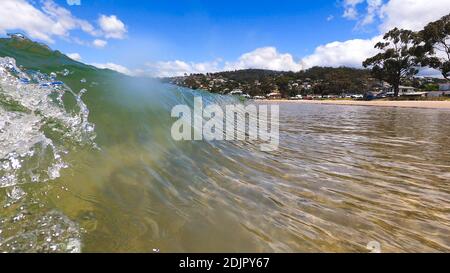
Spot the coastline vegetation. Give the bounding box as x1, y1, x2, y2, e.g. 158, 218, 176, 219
363, 14, 450, 97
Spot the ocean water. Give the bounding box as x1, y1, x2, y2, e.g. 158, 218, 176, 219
1, 57, 450, 252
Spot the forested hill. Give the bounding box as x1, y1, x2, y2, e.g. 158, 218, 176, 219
165, 67, 379, 97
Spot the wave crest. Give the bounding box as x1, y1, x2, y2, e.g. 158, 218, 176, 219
0, 57, 96, 188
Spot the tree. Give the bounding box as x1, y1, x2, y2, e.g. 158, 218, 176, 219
363, 28, 419, 97
417, 14, 450, 79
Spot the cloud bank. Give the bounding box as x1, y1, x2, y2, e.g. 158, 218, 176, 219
142, 47, 303, 77
0, 0, 126, 46
67, 52, 81, 61
224, 47, 303, 72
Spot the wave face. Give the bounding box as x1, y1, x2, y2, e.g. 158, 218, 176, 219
1, 57, 450, 253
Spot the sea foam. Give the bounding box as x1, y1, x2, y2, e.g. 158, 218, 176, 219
0, 57, 95, 252
0, 57, 96, 188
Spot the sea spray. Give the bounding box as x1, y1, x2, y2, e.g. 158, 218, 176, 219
0, 57, 96, 252
0, 57, 96, 188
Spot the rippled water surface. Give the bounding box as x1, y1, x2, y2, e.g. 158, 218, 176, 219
1, 59, 450, 252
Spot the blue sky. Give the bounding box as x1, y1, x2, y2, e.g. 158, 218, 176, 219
1, 0, 449, 76
55, 0, 373, 63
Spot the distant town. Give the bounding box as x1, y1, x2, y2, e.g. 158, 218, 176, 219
164, 68, 450, 100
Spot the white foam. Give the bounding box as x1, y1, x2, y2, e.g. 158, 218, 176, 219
0, 57, 96, 188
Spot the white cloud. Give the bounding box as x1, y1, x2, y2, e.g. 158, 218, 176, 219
225, 47, 303, 72
301, 36, 381, 68
342, 0, 450, 31
0, 0, 127, 45
92, 62, 133, 76
42, 0, 96, 37
98, 15, 127, 39
360, 0, 383, 26
379, 0, 450, 32
93, 39, 107, 48
145, 60, 222, 77
327, 15, 335, 22
67, 52, 81, 61
343, 8, 358, 20
66, 0, 81, 6
0, 0, 90, 43
1, 3, 50, 42
343, 0, 365, 19
142, 47, 304, 77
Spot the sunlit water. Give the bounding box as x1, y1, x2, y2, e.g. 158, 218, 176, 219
1, 57, 449, 252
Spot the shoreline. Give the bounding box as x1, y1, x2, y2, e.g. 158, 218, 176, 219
255, 99, 450, 109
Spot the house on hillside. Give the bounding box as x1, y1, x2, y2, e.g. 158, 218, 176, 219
385, 86, 417, 96
266, 92, 282, 100
230, 89, 243, 95
397, 86, 429, 98
398, 86, 416, 95
401, 91, 428, 98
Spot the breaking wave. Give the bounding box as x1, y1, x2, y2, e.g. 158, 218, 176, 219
0, 57, 96, 252
0, 57, 96, 188
1, 56, 449, 253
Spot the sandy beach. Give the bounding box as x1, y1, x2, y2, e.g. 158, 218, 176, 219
257, 99, 450, 109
